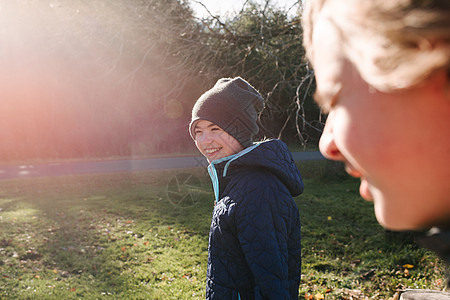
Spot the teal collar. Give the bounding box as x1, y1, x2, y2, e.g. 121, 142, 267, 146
207, 143, 261, 203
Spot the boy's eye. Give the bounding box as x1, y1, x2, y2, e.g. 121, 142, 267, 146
210, 126, 222, 132
318, 102, 332, 115
314, 90, 339, 115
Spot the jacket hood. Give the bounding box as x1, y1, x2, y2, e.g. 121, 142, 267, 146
208, 139, 304, 199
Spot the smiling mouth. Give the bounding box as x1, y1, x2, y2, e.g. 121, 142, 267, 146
345, 164, 362, 178
204, 147, 221, 155
344, 164, 373, 201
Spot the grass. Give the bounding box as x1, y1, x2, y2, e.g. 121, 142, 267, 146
0, 161, 448, 299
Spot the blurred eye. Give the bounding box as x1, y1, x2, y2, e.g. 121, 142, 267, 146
314, 89, 340, 114
319, 102, 332, 115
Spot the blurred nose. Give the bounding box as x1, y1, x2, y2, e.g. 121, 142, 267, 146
319, 113, 345, 161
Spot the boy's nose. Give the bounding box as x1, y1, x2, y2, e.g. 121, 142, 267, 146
319, 114, 345, 161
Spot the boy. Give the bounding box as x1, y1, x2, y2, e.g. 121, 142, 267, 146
189, 77, 304, 299
302, 0, 450, 298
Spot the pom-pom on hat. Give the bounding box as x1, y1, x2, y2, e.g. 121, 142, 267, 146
189, 77, 264, 148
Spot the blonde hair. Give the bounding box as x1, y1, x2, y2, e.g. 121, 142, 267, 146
302, 0, 450, 91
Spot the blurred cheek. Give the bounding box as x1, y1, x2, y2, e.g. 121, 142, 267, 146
195, 140, 203, 153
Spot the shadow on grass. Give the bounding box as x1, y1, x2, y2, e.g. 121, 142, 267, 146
0, 169, 213, 299
0, 163, 447, 299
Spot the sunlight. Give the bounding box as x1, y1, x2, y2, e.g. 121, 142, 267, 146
0, 1, 186, 161
191, 0, 300, 18
1, 205, 39, 223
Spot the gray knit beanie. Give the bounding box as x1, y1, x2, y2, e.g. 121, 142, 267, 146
189, 77, 264, 148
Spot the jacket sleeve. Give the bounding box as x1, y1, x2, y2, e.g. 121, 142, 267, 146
235, 179, 294, 299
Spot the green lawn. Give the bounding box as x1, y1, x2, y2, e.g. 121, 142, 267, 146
0, 161, 447, 299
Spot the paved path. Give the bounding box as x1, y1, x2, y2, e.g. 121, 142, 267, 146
0, 151, 324, 180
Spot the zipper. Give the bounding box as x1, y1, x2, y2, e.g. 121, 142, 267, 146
207, 143, 261, 204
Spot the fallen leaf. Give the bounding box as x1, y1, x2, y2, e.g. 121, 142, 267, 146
403, 264, 414, 269
314, 292, 324, 300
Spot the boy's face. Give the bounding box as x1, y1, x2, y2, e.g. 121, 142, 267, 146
311, 17, 450, 230
193, 120, 244, 163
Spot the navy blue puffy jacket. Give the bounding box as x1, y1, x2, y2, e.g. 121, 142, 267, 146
205, 139, 304, 299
